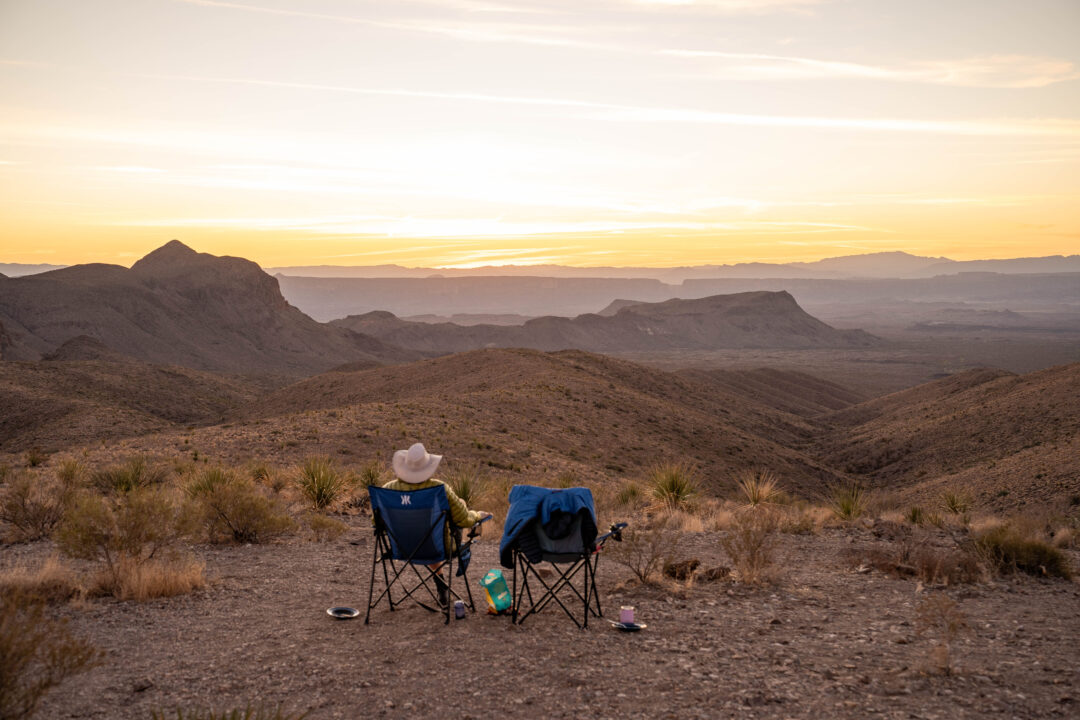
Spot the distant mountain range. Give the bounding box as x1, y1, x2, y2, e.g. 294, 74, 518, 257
332, 291, 878, 354
0, 241, 420, 375
263, 251, 1080, 281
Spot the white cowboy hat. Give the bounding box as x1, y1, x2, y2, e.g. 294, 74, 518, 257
392, 442, 443, 484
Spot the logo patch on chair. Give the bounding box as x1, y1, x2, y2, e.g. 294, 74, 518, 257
400, 495, 411, 505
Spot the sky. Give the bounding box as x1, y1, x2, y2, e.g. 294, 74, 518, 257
1, 0, 1079, 269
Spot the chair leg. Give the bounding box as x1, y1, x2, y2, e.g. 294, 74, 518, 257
445, 557, 452, 624
364, 537, 380, 625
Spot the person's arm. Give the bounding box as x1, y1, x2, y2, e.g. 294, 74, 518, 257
444, 484, 480, 528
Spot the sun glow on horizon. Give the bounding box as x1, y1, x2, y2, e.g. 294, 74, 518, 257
2, 0, 1079, 268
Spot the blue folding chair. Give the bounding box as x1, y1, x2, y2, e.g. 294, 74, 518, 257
364, 485, 484, 625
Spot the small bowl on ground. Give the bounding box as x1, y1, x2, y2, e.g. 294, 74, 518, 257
609, 620, 647, 632
327, 606, 360, 620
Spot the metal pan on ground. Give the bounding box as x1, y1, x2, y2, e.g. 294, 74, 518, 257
609, 620, 647, 631
327, 606, 360, 619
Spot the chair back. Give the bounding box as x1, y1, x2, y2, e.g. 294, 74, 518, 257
368, 485, 449, 565
534, 511, 588, 562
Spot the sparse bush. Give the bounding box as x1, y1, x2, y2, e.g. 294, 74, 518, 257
187, 469, 296, 544
0, 557, 83, 604
296, 457, 346, 510
973, 525, 1071, 579
779, 505, 822, 535
0, 591, 101, 720
90, 457, 168, 494
23, 449, 47, 468
357, 459, 386, 488
915, 593, 969, 675
736, 469, 782, 507
306, 513, 347, 542
55, 487, 198, 598
608, 518, 682, 585
941, 491, 971, 516
828, 483, 866, 521
648, 463, 698, 511
0, 474, 73, 542
90, 556, 206, 602
721, 507, 780, 585
150, 706, 308, 720
55, 459, 85, 489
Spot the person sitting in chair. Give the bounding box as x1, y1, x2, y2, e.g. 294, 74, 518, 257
383, 442, 492, 605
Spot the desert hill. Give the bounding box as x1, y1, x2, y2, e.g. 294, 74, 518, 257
820, 363, 1080, 508
0, 241, 420, 375
0, 356, 277, 452
332, 291, 878, 354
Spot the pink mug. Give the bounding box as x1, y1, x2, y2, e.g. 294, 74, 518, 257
619, 606, 635, 624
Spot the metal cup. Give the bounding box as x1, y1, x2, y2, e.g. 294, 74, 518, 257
454, 600, 465, 619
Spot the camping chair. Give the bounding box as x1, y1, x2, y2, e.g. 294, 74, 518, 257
364, 485, 486, 625
499, 485, 627, 629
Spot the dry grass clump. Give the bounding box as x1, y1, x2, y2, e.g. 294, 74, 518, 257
306, 513, 348, 542
187, 468, 296, 544
0, 590, 101, 720
0, 557, 84, 604
23, 448, 48, 468
607, 516, 683, 586
735, 469, 783, 507
720, 507, 780, 585
973, 524, 1072, 579
915, 593, 969, 676
648, 463, 698, 511
296, 457, 347, 510
150, 705, 308, 720
92, 556, 207, 602
854, 535, 983, 585
615, 482, 642, 507
91, 457, 168, 495
941, 491, 971, 516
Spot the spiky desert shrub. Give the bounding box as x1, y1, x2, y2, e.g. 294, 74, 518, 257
0, 591, 101, 720
150, 706, 308, 720
446, 464, 484, 506
905, 506, 925, 526
615, 483, 641, 506
187, 469, 295, 544
357, 459, 386, 488
0, 473, 74, 543
648, 463, 698, 511
296, 457, 346, 510
828, 483, 866, 521
607, 517, 682, 585
973, 525, 1071, 579
306, 513, 347, 542
721, 507, 780, 585
941, 491, 971, 516
90, 457, 168, 494
736, 469, 783, 507
915, 593, 969, 675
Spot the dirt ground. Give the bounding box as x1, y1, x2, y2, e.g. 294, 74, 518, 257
11, 518, 1080, 720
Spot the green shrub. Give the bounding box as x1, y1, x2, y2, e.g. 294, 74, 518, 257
90, 457, 168, 494
648, 463, 698, 511
736, 469, 782, 507
188, 470, 295, 544
296, 457, 346, 510
974, 525, 1072, 579
0, 591, 101, 720
357, 460, 386, 488
828, 483, 865, 521
150, 706, 307, 720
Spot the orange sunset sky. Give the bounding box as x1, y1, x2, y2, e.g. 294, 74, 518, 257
2, 0, 1079, 268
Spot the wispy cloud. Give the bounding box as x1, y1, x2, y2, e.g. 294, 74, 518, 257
171, 0, 605, 48
92, 165, 166, 173
661, 50, 1080, 88
129, 73, 1080, 136
633, 0, 828, 12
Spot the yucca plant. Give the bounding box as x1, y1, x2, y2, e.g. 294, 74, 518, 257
446, 464, 483, 506
296, 457, 345, 510
616, 483, 641, 506
736, 469, 782, 507
906, 506, 925, 526
829, 482, 865, 521
941, 491, 971, 515
649, 463, 698, 511
91, 457, 167, 494
357, 459, 386, 488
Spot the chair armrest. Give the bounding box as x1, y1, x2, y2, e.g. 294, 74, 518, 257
466, 514, 493, 539
595, 522, 628, 549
